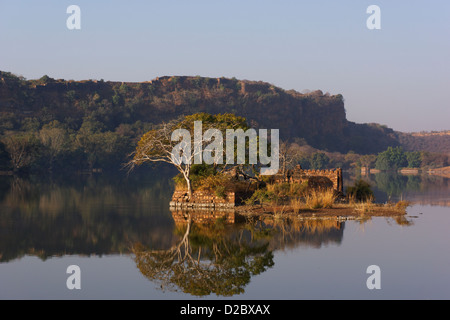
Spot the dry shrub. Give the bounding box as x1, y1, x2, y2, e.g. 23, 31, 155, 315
267, 182, 308, 199
197, 174, 234, 191
353, 198, 375, 214
349, 191, 375, 214
289, 197, 303, 214
346, 179, 374, 202
395, 200, 411, 211
304, 188, 336, 209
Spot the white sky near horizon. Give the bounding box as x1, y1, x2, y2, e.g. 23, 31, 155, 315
0, 0, 449, 133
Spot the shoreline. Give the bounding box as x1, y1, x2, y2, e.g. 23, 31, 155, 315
235, 202, 409, 221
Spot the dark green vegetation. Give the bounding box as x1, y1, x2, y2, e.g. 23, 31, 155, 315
374, 146, 448, 171
1, 71, 448, 175
0, 71, 399, 174
346, 179, 375, 202
375, 146, 417, 170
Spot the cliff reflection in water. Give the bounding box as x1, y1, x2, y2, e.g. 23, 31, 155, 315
0, 170, 177, 262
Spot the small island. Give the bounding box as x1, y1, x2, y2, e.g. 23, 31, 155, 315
125, 111, 411, 225
169, 164, 410, 224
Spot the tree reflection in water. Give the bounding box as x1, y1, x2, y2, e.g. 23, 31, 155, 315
132, 208, 416, 297
132, 209, 354, 297
132, 212, 275, 297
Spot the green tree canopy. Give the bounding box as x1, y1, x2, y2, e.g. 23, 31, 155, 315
405, 151, 422, 168
375, 146, 407, 170
310, 152, 330, 170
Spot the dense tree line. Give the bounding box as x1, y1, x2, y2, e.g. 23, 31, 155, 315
1, 71, 447, 174
374, 146, 448, 170
0, 119, 147, 174
0, 70, 406, 175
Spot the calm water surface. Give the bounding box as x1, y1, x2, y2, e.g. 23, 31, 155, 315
0, 170, 449, 299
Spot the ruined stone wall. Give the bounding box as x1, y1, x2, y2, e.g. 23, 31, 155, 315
170, 184, 257, 209
273, 166, 343, 193
170, 166, 343, 212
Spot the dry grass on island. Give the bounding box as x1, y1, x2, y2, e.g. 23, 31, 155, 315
236, 180, 411, 221
171, 167, 411, 223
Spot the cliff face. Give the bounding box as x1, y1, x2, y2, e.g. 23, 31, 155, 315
0, 72, 399, 154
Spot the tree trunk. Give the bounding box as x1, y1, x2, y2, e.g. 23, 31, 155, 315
185, 176, 192, 200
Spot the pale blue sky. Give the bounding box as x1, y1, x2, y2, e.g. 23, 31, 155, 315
1, 1, 449, 132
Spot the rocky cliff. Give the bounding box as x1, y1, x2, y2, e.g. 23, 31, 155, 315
0, 71, 399, 154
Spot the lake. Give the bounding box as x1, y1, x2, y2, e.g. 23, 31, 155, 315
0, 168, 449, 300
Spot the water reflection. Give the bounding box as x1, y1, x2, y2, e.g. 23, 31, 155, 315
0, 173, 348, 264
0, 170, 443, 297
262, 216, 344, 250
171, 208, 237, 224
133, 210, 416, 296
0, 169, 177, 262
133, 215, 275, 296
131, 209, 350, 296
349, 171, 450, 205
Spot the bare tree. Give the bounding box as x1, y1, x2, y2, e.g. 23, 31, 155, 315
127, 113, 251, 200
2, 134, 39, 171
127, 120, 199, 199
278, 140, 303, 176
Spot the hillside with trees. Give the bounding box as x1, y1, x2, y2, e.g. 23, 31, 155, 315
0, 70, 441, 174
397, 131, 450, 154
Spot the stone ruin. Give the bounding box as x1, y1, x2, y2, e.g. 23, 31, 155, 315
270, 165, 343, 194
169, 165, 343, 211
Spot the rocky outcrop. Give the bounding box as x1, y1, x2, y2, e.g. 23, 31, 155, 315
0, 71, 400, 154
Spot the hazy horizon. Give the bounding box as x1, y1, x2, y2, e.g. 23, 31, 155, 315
1, 0, 449, 133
